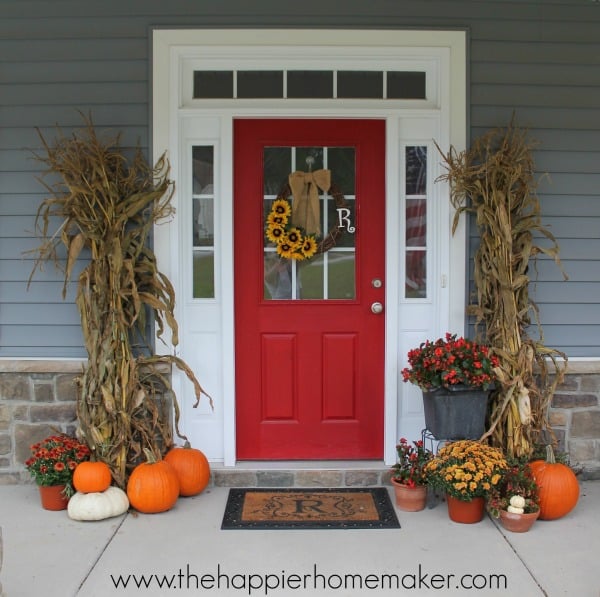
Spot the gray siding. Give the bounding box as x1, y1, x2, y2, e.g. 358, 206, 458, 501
1, 0, 599, 357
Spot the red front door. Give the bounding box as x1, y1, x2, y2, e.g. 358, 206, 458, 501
234, 119, 385, 459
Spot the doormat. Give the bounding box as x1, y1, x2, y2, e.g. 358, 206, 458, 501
221, 487, 400, 530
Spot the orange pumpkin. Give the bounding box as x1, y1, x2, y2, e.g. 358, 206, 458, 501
164, 441, 210, 497
530, 445, 579, 520
126, 449, 180, 514
73, 461, 112, 493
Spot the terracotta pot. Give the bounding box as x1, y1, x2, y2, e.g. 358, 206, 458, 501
38, 484, 69, 511
446, 495, 485, 523
391, 479, 427, 511
498, 509, 539, 533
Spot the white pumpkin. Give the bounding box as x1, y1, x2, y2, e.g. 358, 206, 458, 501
68, 486, 129, 521
509, 495, 526, 509
507, 505, 525, 514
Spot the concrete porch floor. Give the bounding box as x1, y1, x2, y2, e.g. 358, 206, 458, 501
1, 481, 598, 596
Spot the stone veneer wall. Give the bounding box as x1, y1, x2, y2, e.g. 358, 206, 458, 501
548, 363, 600, 479
1, 360, 599, 484
0, 361, 82, 484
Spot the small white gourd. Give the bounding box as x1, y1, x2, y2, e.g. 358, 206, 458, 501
507, 505, 524, 514
509, 495, 526, 509
68, 486, 129, 521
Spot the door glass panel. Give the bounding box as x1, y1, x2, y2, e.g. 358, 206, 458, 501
327, 251, 356, 299
263, 145, 356, 300
404, 145, 427, 298
264, 147, 291, 195
192, 146, 215, 298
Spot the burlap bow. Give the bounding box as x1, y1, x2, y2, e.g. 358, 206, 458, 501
288, 169, 331, 235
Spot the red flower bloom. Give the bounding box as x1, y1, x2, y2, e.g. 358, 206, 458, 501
401, 333, 498, 391
24, 433, 90, 493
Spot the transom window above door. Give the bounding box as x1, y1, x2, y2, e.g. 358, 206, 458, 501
193, 70, 426, 100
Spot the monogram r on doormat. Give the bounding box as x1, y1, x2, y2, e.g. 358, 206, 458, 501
221, 488, 400, 529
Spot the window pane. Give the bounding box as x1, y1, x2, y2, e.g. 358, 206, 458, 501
405, 251, 426, 299
295, 147, 323, 172
193, 198, 214, 247
328, 252, 355, 299
237, 71, 283, 98
297, 255, 324, 299
327, 197, 355, 248
193, 146, 214, 194
193, 71, 233, 99
264, 147, 291, 195
387, 71, 426, 99
337, 71, 383, 98
264, 253, 293, 300
406, 199, 426, 248
288, 71, 333, 98
406, 146, 427, 195
328, 147, 355, 194
193, 252, 215, 298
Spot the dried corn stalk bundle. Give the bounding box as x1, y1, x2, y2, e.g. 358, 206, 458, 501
436, 119, 568, 458
29, 115, 211, 487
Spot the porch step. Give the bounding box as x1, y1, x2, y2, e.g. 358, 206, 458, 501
209, 461, 392, 488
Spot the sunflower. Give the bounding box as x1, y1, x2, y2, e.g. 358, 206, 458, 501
285, 227, 303, 249
300, 236, 318, 259
265, 197, 321, 261
267, 212, 288, 227
271, 198, 292, 218
266, 224, 286, 244
276, 242, 295, 259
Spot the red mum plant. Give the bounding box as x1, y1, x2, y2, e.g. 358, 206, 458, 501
24, 434, 90, 496
401, 333, 499, 391
390, 438, 433, 487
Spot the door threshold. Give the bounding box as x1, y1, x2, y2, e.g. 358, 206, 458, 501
210, 461, 391, 488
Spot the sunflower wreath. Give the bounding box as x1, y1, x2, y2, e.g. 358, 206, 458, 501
265, 183, 349, 261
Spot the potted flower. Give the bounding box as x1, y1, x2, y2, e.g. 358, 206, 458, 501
390, 438, 433, 511
25, 434, 91, 510
488, 458, 540, 533
401, 333, 500, 439
424, 439, 508, 523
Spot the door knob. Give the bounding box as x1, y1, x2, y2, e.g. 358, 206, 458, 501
371, 302, 384, 314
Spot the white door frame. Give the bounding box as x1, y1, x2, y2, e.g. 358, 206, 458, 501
152, 29, 467, 466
